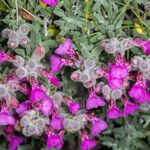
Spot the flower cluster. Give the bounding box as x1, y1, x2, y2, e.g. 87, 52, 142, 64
2, 24, 30, 48
0, 35, 150, 150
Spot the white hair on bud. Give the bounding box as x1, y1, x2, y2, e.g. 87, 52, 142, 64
0, 84, 8, 99
16, 67, 28, 78
21, 110, 49, 136
84, 59, 96, 69
111, 89, 122, 100
14, 55, 25, 67
18, 24, 30, 36
139, 60, 149, 72
79, 71, 91, 83
120, 38, 133, 50
26, 59, 37, 70
102, 85, 111, 96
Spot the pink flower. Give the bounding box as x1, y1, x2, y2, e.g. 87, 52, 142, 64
128, 78, 148, 103
16, 101, 30, 115
47, 133, 63, 149
41, 97, 53, 116
50, 55, 67, 73
50, 55, 73, 73
68, 101, 80, 114
110, 55, 128, 79
86, 91, 106, 110
81, 132, 97, 150
55, 39, 75, 56
64, 98, 80, 114
41, 0, 58, 7
103, 68, 123, 90
50, 113, 63, 130
0, 113, 15, 125
108, 77, 123, 90
0, 50, 14, 63
107, 100, 122, 119
91, 117, 107, 136
9, 135, 24, 150
40, 69, 60, 88
123, 97, 139, 117
30, 85, 46, 102
133, 39, 150, 54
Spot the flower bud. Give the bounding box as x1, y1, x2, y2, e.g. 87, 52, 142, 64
105, 43, 117, 54
139, 60, 149, 72
0, 84, 8, 99
52, 92, 63, 105
111, 89, 122, 100
18, 24, 30, 36
19, 36, 30, 47
79, 72, 90, 83
70, 71, 79, 81
120, 38, 133, 50
26, 59, 37, 70
2, 28, 12, 39
20, 116, 29, 127
84, 59, 96, 69
102, 85, 111, 96
14, 55, 25, 67
7, 39, 19, 48
16, 67, 28, 78
32, 45, 45, 60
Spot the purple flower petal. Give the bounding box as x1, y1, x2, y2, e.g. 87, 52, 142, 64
50, 55, 66, 73
30, 86, 46, 102
16, 101, 30, 115
91, 118, 107, 136
0, 113, 15, 125
47, 133, 63, 149
41, 0, 58, 7
81, 137, 97, 150
123, 100, 139, 117
68, 101, 80, 114
9, 135, 24, 150
55, 39, 74, 56
107, 100, 122, 119
50, 113, 63, 130
41, 97, 53, 116
86, 91, 106, 110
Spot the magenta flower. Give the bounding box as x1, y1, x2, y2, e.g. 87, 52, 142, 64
55, 39, 75, 56
123, 98, 139, 117
30, 85, 46, 102
107, 100, 122, 119
47, 133, 63, 149
9, 135, 24, 150
50, 55, 66, 73
86, 91, 106, 110
16, 101, 30, 115
110, 55, 128, 79
50, 113, 63, 130
41, 0, 58, 7
48, 73, 60, 88
68, 101, 80, 114
108, 77, 123, 90
91, 117, 107, 136
41, 97, 53, 116
128, 80, 146, 102
0, 113, 15, 125
40, 69, 60, 88
0, 50, 14, 63
81, 133, 97, 150
133, 39, 150, 54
